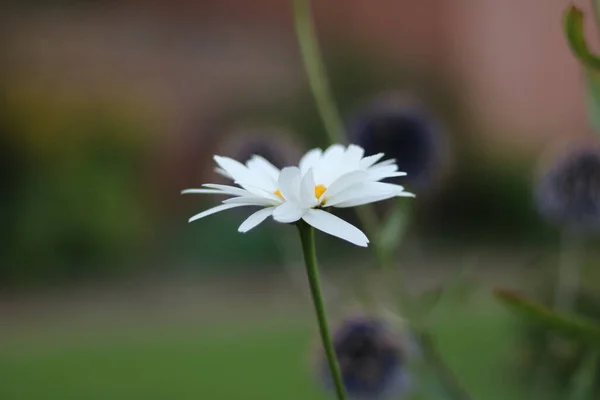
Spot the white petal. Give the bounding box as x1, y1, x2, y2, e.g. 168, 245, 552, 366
202, 184, 252, 197
319, 144, 345, 169
369, 164, 398, 174
188, 203, 250, 223
359, 153, 385, 169
245, 157, 278, 190
321, 144, 345, 162
248, 155, 280, 181
384, 172, 408, 178
343, 144, 365, 166
215, 167, 232, 179
223, 196, 278, 206
181, 189, 227, 195
334, 191, 414, 208
272, 201, 305, 223
325, 182, 403, 207
372, 158, 397, 167
302, 209, 369, 247
367, 165, 407, 181
317, 144, 346, 185
322, 170, 369, 200
299, 168, 318, 208
234, 182, 282, 203
333, 184, 414, 208
214, 156, 253, 184
277, 166, 302, 202
334, 193, 403, 208
299, 148, 322, 174
238, 207, 274, 233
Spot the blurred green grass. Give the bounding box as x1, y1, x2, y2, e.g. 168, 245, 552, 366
0, 292, 547, 400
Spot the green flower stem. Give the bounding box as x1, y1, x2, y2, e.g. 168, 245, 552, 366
292, 0, 472, 398
297, 221, 347, 400
293, 0, 345, 145
593, 1, 600, 36
533, 229, 583, 399
554, 229, 582, 312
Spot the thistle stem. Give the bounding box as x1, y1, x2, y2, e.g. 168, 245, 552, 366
297, 221, 347, 400
593, 1, 600, 32
554, 228, 582, 312
293, 0, 345, 145
533, 228, 583, 399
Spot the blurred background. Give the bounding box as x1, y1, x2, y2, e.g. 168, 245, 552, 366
2, 0, 600, 399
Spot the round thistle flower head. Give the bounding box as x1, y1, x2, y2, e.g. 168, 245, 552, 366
182, 144, 415, 247
318, 315, 410, 399
349, 94, 443, 191
536, 145, 600, 229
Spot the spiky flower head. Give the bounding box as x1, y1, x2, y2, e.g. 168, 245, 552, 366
349, 94, 444, 192
536, 144, 600, 229
317, 314, 411, 399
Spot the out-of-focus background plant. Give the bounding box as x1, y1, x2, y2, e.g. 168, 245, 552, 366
2, 1, 600, 399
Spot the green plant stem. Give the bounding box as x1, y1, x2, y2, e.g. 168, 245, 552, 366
293, 0, 345, 145
554, 229, 582, 312
533, 229, 583, 399
593, 1, 600, 32
568, 349, 599, 400
297, 221, 347, 400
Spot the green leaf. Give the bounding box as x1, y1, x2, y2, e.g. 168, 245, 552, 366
494, 288, 600, 348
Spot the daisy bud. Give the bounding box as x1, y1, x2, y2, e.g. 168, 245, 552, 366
349, 94, 444, 192
317, 314, 411, 399
535, 144, 600, 230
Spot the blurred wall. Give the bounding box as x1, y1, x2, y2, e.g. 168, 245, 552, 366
3, 0, 592, 155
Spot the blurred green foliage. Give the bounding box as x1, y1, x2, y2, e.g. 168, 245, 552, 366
0, 90, 154, 285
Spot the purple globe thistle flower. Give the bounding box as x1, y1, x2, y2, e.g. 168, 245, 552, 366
536, 145, 600, 230
349, 94, 445, 192
317, 315, 411, 399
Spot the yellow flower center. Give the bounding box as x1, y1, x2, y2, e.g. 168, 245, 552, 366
314, 184, 327, 200
273, 185, 327, 202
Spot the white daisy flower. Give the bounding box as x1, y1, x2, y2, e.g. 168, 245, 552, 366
182, 144, 414, 247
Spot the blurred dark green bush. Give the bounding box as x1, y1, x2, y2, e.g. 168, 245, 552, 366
1, 91, 154, 285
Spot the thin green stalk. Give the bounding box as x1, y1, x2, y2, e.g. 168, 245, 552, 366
568, 349, 599, 400
293, 0, 345, 145
554, 229, 582, 312
297, 221, 347, 400
533, 229, 583, 399
593, 0, 600, 33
